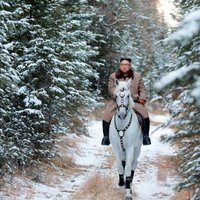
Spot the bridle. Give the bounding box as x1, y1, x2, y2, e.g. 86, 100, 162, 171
116, 88, 129, 112
115, 87, 132, 151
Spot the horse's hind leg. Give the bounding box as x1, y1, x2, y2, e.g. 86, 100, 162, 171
122, 160, 126, 169
130, 170, 134, 183
123, 161, 134, 183
125, 177, 133, 200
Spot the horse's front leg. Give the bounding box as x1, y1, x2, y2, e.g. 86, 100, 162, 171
118, 153, 126, 186
116, 151, 125, 187
125, 148, 135, 200
130, 145, 142, 182
111, 143, 125, 186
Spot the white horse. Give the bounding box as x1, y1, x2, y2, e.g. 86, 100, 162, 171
109, 79, 143, 200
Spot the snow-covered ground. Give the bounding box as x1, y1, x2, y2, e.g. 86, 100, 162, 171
0, 114, 178, 200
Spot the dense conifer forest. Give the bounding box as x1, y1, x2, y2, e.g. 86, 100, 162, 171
0, 0, 199, 198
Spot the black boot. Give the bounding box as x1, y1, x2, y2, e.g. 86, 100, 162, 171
101, 120, 110, 145
143, 118, 151, 145
118, 174, 124, 186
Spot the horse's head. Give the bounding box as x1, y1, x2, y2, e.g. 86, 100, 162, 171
114, 79, 134, 119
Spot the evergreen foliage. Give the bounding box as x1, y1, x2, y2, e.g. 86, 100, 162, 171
94, 0, 168, 98
0, 0, 100, 174
1, 0, 199, 197
156, 1, 200, 198
90, 0, 136, 96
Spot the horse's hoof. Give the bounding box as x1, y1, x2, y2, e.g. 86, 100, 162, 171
118, 182, 125, 187
125, 189, 132, 200
119, 185, 125, 191
125, 197, 132, 200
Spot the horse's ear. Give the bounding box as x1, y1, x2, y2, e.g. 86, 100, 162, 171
126, 79, 132, 88
115, 79, 119, 86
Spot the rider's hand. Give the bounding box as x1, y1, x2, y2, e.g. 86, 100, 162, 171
139, 99, 146, 105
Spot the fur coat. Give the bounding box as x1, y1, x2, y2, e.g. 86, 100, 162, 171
102, 70, 149, 122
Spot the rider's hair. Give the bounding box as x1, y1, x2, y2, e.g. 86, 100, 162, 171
120, 58, 132, 63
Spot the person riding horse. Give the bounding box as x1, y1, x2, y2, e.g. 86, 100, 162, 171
102, 58, 151, 146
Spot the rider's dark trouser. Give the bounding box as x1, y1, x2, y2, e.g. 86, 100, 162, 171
143, 117, 151, 145
101, 117, 151, 145
101, 120, 110, 145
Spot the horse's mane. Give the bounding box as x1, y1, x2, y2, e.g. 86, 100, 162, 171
114, 81, 135, 108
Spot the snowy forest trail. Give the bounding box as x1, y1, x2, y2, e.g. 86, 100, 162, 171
0, 113, 181, 200
0, 0, 199, 199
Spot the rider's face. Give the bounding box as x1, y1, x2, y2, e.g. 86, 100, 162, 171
119, 60, 131, 73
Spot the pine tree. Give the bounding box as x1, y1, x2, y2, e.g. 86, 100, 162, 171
156, 1, 200, 198
0, 0, 100, 173
0, 0, 22, 174
91, 0, 140, 96
93, 0, 170, 98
